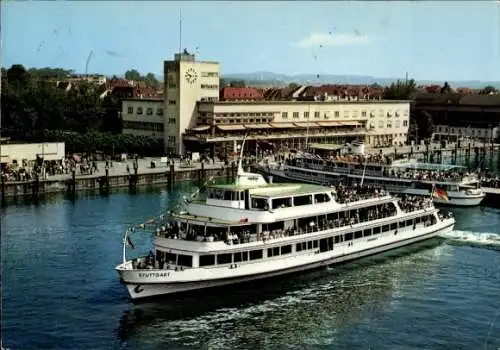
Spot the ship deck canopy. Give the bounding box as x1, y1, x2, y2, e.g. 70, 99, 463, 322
270, 122, 296, 128
190, 125, 210, 131
244, 124, 271, 129
209, 182, 331, 197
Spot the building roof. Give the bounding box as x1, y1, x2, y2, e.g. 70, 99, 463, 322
298, 84, 384, 100
210, 182, 330, 196
414, 92, 500, 107
459, 94, 500, 106
220, 87, 264, 101
200, 99, 409, 106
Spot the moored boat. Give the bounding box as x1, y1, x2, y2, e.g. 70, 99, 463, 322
259, 152, 485, 206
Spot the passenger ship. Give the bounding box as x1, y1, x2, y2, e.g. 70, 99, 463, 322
116, 152, 455, 300
259, 153, 485, 207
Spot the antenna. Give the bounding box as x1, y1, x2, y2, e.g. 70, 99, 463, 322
237, 132, 248, 175
85, 50, 94, 76
179, 9, 182, 54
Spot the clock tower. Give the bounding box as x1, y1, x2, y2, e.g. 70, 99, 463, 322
163, 52, 220, 155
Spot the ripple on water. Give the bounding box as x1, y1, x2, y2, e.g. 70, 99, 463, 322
2, 191, 500, 349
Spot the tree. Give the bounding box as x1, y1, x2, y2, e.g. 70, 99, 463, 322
288, 82, 300, 90
144, 73, 159, 87
6, 64, 29, 85
382, 79, 417, 100
440, 81, 452, 94
124, 69, 141, 81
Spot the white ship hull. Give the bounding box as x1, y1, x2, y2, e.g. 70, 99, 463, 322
118, 219, 454, 300
261, 167, 485, 207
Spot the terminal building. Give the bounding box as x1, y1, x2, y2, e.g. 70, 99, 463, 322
121, 52, 410, 156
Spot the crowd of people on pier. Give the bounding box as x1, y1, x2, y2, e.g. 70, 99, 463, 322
0, 154, 102, 183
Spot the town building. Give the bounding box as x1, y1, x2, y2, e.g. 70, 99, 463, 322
0, 142, 65, 164
163, 51, 220, 154
184, 100, 409, 156
120, 51, 410, 156
413, 93, 500, 142
121, 99, 165, 142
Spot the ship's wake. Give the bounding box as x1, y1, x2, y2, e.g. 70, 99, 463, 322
439, 230, 500, 250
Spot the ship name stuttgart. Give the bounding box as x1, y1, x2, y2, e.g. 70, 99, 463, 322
138, 272, 171, 278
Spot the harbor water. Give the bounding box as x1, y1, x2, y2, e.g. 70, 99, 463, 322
2, 183, 500, 349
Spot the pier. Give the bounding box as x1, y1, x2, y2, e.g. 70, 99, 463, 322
482, 187, 500, 207
0, 158, 243, 200
364, 141, 499, 166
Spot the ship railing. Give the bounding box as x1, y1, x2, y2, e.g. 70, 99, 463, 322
154, 209, 400, 247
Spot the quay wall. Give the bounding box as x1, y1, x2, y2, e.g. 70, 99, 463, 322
482, 188, 500, 208
1, 163, 239, 200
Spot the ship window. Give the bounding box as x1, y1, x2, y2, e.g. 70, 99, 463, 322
307, 241, 313, 249
177, 254, 193, 267
224, 191, 233, 201
363, 229, 371, 237
334, 235, 341, 244
217, 253, 232, 265
251, 197, 268, 210
390, 223, 398, 230
382, 225, 390, 232
199, 255, 215, 266
313, 240, 319, 248
319, 238, 329, 252
267, 246, 280, 257
296, 243, 303, 252
165, 252, 177, 264
249, 249, 263, 260
405, 219, 413, 227
373, 226, 381, 234
272, 197, 292, 209
281, 245, 292, 255
294, 195, 312, 206
399, 221, 406, 228
314, 193, 330, 203
415, 217, 421, 224
354, 231, 363, 239
345, 232, 353, 241
233, 251, 248, 262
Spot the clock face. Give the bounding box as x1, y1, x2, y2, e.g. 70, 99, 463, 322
185, 68, 198, 84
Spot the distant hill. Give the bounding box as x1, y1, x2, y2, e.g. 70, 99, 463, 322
221, 72, 500, 89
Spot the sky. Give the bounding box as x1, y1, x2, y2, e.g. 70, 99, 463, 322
2, 1, 500, 82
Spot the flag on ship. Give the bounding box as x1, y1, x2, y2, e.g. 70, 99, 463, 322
432, 186, 449, 201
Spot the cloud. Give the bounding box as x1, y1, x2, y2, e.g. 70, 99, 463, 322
104, 50, 124, 58
291, 32, 369, 48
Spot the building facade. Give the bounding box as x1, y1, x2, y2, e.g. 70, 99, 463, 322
121, 99, 165, 142
163, 52, 220, 154
413, 93, 500, 142
120, 52, 411, 156
184, 100, 410, 156
0, 142, 65, 164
